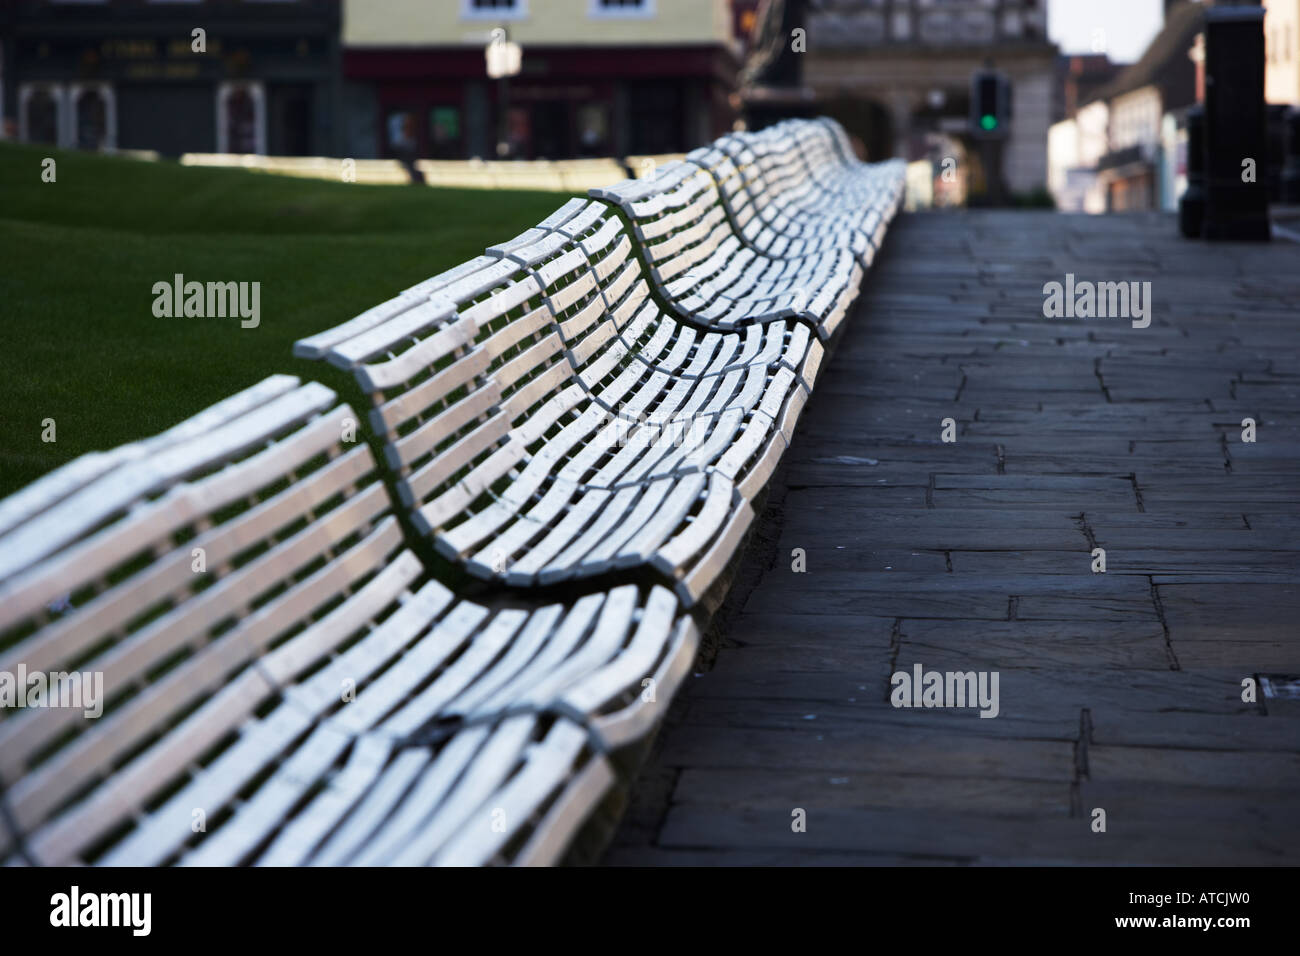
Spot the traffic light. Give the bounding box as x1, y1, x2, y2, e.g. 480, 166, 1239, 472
971, 70, 1011, 138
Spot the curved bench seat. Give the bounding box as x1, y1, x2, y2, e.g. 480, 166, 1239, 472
294, 201, 814, 603
0, 378, 695, 866
590, 160, 867, 340
686, 122, 905, 273
1, 117, 908, 869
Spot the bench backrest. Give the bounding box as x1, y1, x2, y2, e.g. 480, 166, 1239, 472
590, 161, 741, 293
0, 378, 417, 864
291, 193, 824, 600
0, 376, 697, 866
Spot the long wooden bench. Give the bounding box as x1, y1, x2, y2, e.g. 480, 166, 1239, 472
589, 158, 866, 341
748, 119, 904, 233
0, 377, 696, 866
1, 116, 904, 867
685, 123, 904, 272
293, 197, 819, 606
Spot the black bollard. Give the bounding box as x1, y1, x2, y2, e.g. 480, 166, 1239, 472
1179, 106, 1206, 239
1201, 5, 1270, 241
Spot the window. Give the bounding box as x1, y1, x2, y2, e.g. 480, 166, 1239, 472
225, 89, 257, 153
431, 107, 460, 143
429, 106, 461, 158
386, 109, 418, 157
462, 0, 527, 19
71, 83, 115, 150
19, 84, 63, 146
576, 103, 610, 156
216, 82, 266, 154
590, 0, 654, 18
627, 83, 681, 154
505, 106, 530, 157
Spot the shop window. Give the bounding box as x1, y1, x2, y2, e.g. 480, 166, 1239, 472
21, 84, 62, 145
217, 82, 266, 154
386, 109, 418, 158
628, 84, 681, 154
429, 106, 461, 158
226, 89, 257, 153
577, 103, 610, 156
505, 106, 530, 158
73, 85, 114, 150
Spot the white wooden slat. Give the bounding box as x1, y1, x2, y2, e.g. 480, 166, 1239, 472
180, 719, 355, 867
402, 411, 513, 507
308, 747, 432, 866
445, 604, 565, 716
344, 729, 492, 866
377, 609, 528, 739
183, 536, 475, 867
558, 584, 679, 718
0, 407, 367, 651
465, 594, 604, 723
717, 410, 781, 492
256, 733, 394, 867
0, 465, 393, 783
352, 315, 478, 392
0, 383, 337, 585
613, 474, 706, 570
558, 485, 658, 580
14, 519, 408, 859
511, 585, 640, 712
326, 296, 458, 371
651, 473, 738, 579
388, 380, 502, 474
132, 577, 509, 866
386, 715, 538, 865
676, 499, 755, 605
0, 450, 128, 541
324, 600, 486, 738
671, 407, 749, 478
507, 486, 616, 584
293, 256, 496, 359
485, 227, 550, 260
511, 756, 615, 867
432, 719, 587, 866
351, 722, 510, 866
592, 615, 699, 751
458, 430, 612, 576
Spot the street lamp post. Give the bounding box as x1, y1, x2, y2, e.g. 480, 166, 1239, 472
486, 26, 522, 159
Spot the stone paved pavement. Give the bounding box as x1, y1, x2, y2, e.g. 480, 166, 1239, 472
604, 210, 1300, 866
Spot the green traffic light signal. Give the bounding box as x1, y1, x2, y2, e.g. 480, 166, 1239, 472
980, 114, 998, 131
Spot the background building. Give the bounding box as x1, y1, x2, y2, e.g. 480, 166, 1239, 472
1, 0, 341, 157
1265, 0, 1300, 104
1087, 0, 1200, 212
1047, 0, 1209, 213
1052, 53, 1120, 123
341, 0, 741, 161
744, 0, 1056, 198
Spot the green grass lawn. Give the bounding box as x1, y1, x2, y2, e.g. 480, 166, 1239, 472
0, 142, 575, 499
